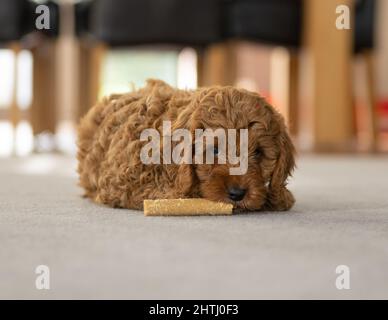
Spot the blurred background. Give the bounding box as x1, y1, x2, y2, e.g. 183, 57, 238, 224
0, 0, 388, 157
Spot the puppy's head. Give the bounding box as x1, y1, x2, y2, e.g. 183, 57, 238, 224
175, 86, 296, 211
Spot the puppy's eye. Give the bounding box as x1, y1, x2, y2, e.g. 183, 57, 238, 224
213, 147, 219, 156
255, 148, 263, 158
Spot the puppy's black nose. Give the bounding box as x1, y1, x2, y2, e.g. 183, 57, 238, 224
228, 187, 246, 201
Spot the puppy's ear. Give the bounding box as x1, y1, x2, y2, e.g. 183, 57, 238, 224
173, 92, 205, 197
265, 117, 296, 211
176, 163, 197, 196
173, 120, 199, 198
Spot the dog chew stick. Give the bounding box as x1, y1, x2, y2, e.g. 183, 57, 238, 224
144, 199, 233, 216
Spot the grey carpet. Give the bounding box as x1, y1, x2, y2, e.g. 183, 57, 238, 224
0, 154, 387, 299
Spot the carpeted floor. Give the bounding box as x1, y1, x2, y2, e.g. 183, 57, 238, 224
0, 154, 387, 299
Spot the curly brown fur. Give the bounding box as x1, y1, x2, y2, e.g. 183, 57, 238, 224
77, 79, 296, 211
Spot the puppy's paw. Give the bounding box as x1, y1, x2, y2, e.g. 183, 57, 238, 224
264, 187, 295, 211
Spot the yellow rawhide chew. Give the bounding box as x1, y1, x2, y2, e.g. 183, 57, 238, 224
143, 199, 233, 216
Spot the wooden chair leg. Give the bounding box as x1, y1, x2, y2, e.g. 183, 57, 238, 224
201, 41, 238, 86
9, 43, 21, 131
77, 42, 105, 119
89, 43, 105, 107
196, 47, 205, 88
288, 51, 299, 137
303, 0, 354, 152
363, 51, 379, 152
30, 41, 57, 136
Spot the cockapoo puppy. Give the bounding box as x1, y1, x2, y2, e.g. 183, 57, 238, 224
77, 79, 295, 211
